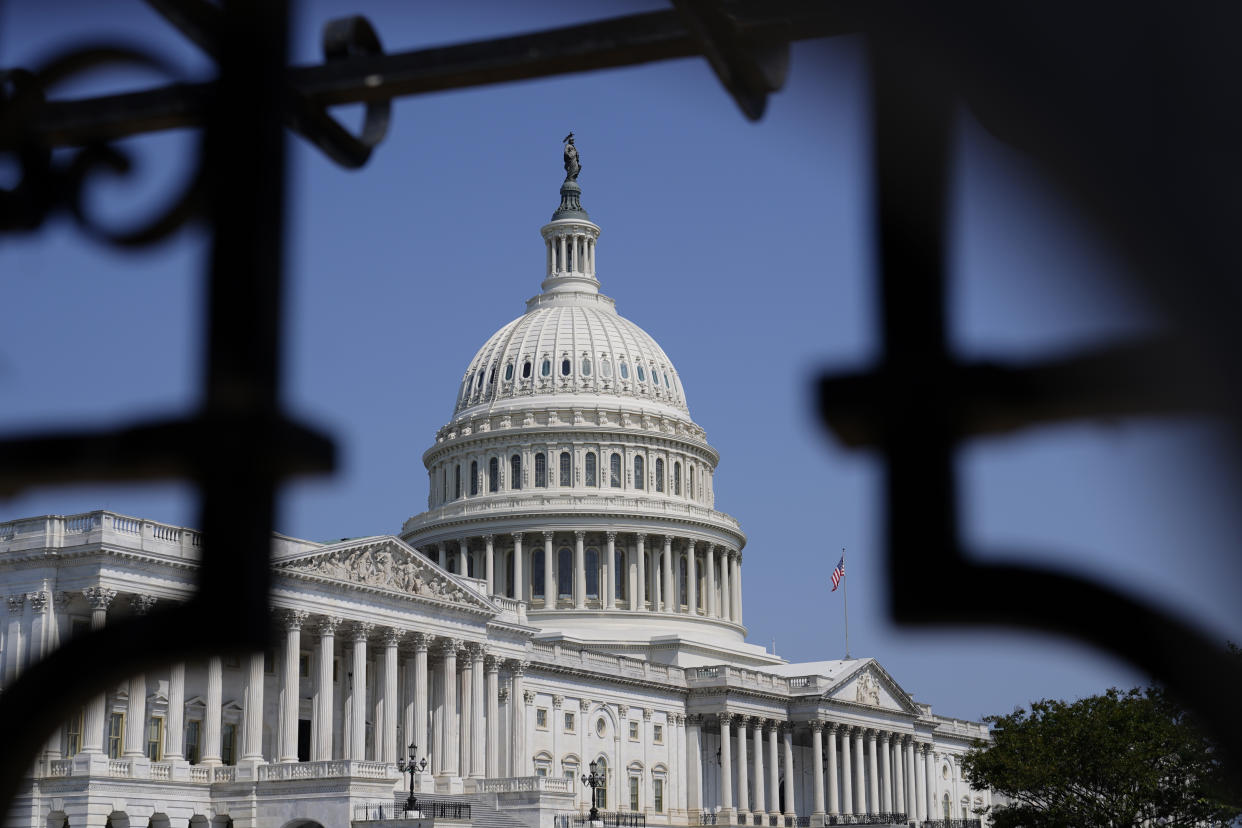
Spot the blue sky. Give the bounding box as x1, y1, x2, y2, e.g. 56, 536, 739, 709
3, 1, 1240, 723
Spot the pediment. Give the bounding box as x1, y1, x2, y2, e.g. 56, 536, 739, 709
275, 535, 495, 614
827, 660, 920, 715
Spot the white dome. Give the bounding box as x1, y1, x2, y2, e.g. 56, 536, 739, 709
454, 296, 689, 420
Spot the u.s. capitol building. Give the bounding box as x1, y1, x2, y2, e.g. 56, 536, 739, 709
3, 149, 992, 828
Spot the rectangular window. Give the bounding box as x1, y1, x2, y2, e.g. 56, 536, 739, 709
629, 721, 639, 741
185, 720, 202, 764
107, 712, 125, 759
564, 712, 575, 733
535, 453, 547, 488
653, 724, 663, 744
654, 778, 664, 812
264, 649, 275, 674
299, 653, 311, 678
221, 722, 238, 765
536, 766, 548, 777
146, 716, 164, 761
559, 452, 572, 486
65, 708, 84, 756
629, 776, 640, 811
536, 708, 549, 729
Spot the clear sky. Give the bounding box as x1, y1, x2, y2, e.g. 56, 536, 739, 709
4, 1, 1241, 724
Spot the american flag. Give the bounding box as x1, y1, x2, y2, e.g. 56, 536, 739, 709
831, 555, 845, 592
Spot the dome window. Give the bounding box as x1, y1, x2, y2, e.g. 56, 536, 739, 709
534, 452, 547, 488
634, 456, 645, 489
601, 359, 613, 378
489, 366, 497, 385
610, 453, 622, 488
504, 363, 514, 381
581, 358, 592, 377
585, 452, 597, 487
488, 457, 499, 493
619, 361, 629, 380
522, 360, 532, 379
510, 454, 522, 490
541, 359, 551, 377
470, 461, 479, 496
636, 365, 646, 382
559, 452, 572, 486
561, 358, 571, 376
476, 370, 484, 391
655, 458, 665, 492
674, 461, 682, 496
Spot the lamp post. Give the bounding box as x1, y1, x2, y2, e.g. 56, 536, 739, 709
580, 759, 605, 822
397, 742, 429, 814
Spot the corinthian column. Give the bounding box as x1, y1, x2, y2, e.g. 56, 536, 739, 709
839, 725, 853, 814
381, 628, 402, 763
635, 534, 647, 610
202, 656, 223, 766
349, 623, 374, 760
867, 730, 880, 815
166, 661, 186, 761
686, 714, 703, 819
879, 732, 892, 813
661, 536, 674, 612
314, 617, 341, 761
412, 633, 430, 762
718, 715, 735, 823
810, 720, 826, 821
766, 721, 780, 816
437, 639, 461, 776
241, 650, 266, 763
605, 532, 617, 610
574, 530, 586, 609
543, 532, 555, 608
826, 723, 839, 816
485, 534, 496, 596
485, 654, 501, 777
781, 723, 795, 817
853, 727, 866, 815
470, 644, 485, 778
510, 660, 529, 776
751, 718, 765, 816
914, 742, 927, 823
687, 540, 698, 615
512, 533, 525, 602
459, 643, 473, 777
705, 544, 717, 617
123, 594, 157, 758
736, 716, 750, 821
278, 609, 308, 763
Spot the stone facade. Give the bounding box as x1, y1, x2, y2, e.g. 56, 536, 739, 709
0, 172, 992, 828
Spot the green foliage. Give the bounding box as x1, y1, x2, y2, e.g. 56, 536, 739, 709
961, 687, 1241, 828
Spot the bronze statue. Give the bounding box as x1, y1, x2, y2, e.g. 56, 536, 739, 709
563, 132, 581, 182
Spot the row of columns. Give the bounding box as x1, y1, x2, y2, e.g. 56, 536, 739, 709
546, 231, 596, 277
425, 531, 743, 624
807, 721, 939, 822
708, 715, 797, 821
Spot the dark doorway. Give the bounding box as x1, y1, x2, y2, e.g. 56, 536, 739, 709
298, 719, 312, 761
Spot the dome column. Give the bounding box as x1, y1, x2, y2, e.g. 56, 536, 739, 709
605, 532, 617, 610
687, 540, 698, 615
705, 544, 717, 618
573, 530, 586, 609
719, 550, 731, 621
635, 534, 647, 611
513, 533, 525, 602
543, 531, 555, 608
662, 536, 674, 613
485, 534, 495, 596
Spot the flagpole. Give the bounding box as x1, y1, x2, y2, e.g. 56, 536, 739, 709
842, 547, 850, 659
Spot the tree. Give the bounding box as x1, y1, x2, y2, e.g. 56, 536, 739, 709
961, 686, 1242, 828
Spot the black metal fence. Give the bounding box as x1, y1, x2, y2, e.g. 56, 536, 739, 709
825, 815, 907, 826
354, 800, 472, 822
555, 812, 645, 828
923, 821, 981, 828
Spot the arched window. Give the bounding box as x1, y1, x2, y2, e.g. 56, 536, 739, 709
943, 794, 952, 821
615, 548, 626, 601
522, 360, 532, 379
488, 457, 499, 493
581, 357, 592, 376
619, 360, 629, 379
510, 454, 522, 490
561, 357, 571, 376
601, 359, 613, 378
674, 462, 682, 496
470, 461, 478, 496
533, 548, 545, 598
489, 365, 497, 386
585, 452, 597, 487
610, 453, 622, 488
596, 756, 609, 809
689, 465, 695, 499
560, 452, 572, 486
558, 548, 573, 598
586, 547, 599, 598
454, 465, 461, 500
505, 550, 514, 598
541, 359, 551, 377
534, 452, 547, 488
655, 458, 665, 492
637, 365, 646, 382
634, 456, 645, 489
504, 363, 514, 381
679, 556, 688, 607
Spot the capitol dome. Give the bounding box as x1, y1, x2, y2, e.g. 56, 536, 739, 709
402, 151, 770, 665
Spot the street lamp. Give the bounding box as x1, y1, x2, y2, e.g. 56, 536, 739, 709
580, 760, 605, 822
397, 742, 429, 814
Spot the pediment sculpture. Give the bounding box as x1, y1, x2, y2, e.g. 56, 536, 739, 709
855, 672, 881, 706
284, 542, 470, 604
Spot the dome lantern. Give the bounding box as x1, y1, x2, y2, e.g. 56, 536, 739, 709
537, 135, 601, 299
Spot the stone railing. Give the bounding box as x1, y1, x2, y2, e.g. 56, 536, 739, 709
686, 665, 818, 696
46, 759, 74, 777
491, 594, 528, 623
0, 511, 204, 561
478, 775, 574, 793
189, 766, 212, 782
257, 759, 397, 781
107, 759, 133, 777
404, 495, 743, 536
527, 645, 684, 685
150, 762, 172, 780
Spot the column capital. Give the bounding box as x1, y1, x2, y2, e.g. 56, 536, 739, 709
686, 713, 704, 727
919, 741, 932, 755
779, 721, 795, 736
579, 698, 591, 712
382, 627, 404, 646
542, 530, 555, 542
350, 621, 375, 642
616, 703, 629, 717
498, 687, 510, 703
673, 713, 686, 726
485, 654, 503, 673
409, 630, 430, 651
762, 719, 778, 734
54, 591, 72, 611
865, 727, 879, 742
552, 694, 564, 708
642, 707, 653, 720
635, 532, 647, 543
686, 539, 696, 551
605, 531, 617, 542
27, 590, 49, 613
82, 586, 116, 611
483, 533, 495, 543
718, 712, 736, 728
466, 641, 486, 660
523, 689, 536, 704
512, 531, 524, 543
878, 730, 892, 745
315, 615, 343, 636
276, 608, 309, 630
662, 534, 674, 547
508, 658, 529, 675
808, 718, 825, 733
129, 594, 158, 615
436, 637, 463, 655
573, 529, 585, 541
